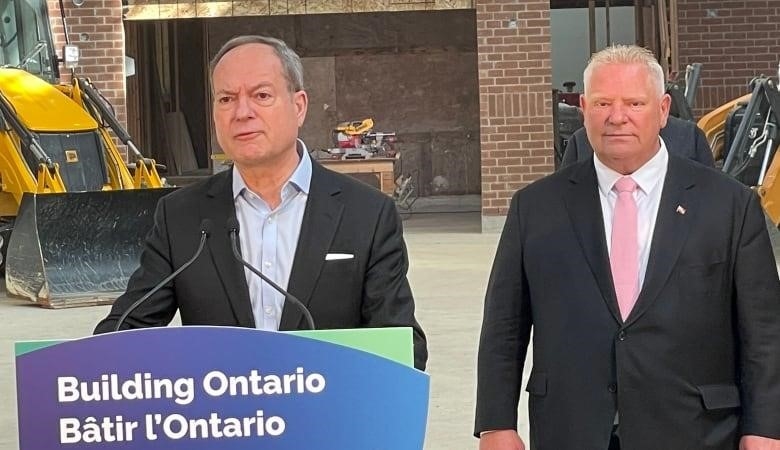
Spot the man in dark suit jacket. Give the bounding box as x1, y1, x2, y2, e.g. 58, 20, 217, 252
475, 45, 780, 450
94, 35, 427, 370
560, 115, 715, 168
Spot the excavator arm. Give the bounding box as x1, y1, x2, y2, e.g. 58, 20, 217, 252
750, 82, 780, 226
73, 77, 165, 189
713, 75, 780, 226
0, 87, 66, 192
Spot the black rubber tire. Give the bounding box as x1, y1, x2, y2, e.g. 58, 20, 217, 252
0, 219, 14, 275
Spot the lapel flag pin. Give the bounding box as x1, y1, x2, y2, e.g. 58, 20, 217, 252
676, 205, 686, 215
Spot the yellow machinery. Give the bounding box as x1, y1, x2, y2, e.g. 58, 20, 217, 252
697, 94, 752, 164
334, 118, 375, 137
698, 74, 780, 226
332, 118, 375, 152
331, 118, 398, 159
0, 0, 173, 307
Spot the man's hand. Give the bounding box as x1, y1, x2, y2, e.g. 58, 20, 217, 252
740, 435, 780, 450
479, 430, 525, 450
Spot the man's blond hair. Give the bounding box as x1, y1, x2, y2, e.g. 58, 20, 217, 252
583, 44, 665, 97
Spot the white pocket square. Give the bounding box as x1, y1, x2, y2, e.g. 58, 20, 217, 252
325, 253, 354, 261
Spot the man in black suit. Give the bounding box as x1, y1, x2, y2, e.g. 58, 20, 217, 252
94, 35, 427, 370
560, 115, 714, 168
475, 45, 780, 450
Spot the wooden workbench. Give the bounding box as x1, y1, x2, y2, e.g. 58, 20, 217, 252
317, 157, 397, 196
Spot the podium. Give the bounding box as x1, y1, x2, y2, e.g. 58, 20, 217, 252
15, 327, 429, 449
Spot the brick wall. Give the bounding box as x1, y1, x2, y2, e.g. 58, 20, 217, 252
476, 0, 554, 230
677, 0, 780, 118
47, 0, 127, 129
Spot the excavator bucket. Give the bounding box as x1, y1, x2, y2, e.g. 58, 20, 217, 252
5, 188, 176, 308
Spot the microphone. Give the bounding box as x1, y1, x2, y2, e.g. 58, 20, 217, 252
113, 219, 213, 332
226, 217, 316, 330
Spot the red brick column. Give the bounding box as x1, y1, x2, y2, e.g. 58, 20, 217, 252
47, 0, 127, 130
476, 0, 554, 231
677, 0, 780, 118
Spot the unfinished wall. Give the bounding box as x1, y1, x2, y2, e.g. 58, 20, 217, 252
335, 52, 479, 196
205, 10, 481, 195
176, 20, 209, 168
677, 0, 780, 118
299, 57, 338, 151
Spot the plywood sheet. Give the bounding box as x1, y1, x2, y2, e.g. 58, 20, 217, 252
124, 4, 161, 20
196, 1, 236, 17
303, 0, 351, 14
233, 1, 271, 16
176, 0, 197, 18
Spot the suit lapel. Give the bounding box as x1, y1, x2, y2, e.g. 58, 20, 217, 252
564, 160, 623, 323
625, 156, 695, 326
201, 170, 255, 327
279, 162, 344, 329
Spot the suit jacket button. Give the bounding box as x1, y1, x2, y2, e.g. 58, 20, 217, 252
608, 383, 617, 393
618, 330, 627, 341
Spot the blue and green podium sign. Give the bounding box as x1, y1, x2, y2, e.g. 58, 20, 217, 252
15, 327, 429, 449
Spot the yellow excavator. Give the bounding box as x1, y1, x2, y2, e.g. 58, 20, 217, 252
697, 93, 753, 166
698, 71, 780, 226
0, 0, 173, 307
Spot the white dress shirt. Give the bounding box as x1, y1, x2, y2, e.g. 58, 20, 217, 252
232, 140, 312, 330
594, 138, 669, 292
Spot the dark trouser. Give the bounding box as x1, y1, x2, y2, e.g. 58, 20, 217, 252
609, 426, 620, 450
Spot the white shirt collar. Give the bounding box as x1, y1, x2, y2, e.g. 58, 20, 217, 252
593, 137, 669, 197
231, 139, 312, 201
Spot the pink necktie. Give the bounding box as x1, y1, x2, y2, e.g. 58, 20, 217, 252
610, 176, 639, 321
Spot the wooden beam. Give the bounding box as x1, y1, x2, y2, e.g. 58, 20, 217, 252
633, 0, 642, 46
123, 0, 475, 19
634, 0, 644, 46
669, 0, 679, 75
605, 0, 611, 45
657, 0, 669, 76
588, 0, 596, 55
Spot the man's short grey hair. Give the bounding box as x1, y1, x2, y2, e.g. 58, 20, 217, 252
209, 35, 304, 93
583, 44, 665, 97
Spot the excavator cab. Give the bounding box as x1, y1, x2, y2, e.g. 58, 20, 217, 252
0, 0, 173, 307
0, 0, 58, 82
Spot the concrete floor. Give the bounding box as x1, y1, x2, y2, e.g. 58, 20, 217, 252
0, 211, 515, 450
2, 210, 778, 450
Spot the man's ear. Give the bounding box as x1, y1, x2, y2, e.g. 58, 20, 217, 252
579, 94, 588, 112
294, 90, 308, 127
659, 93, 671, 128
